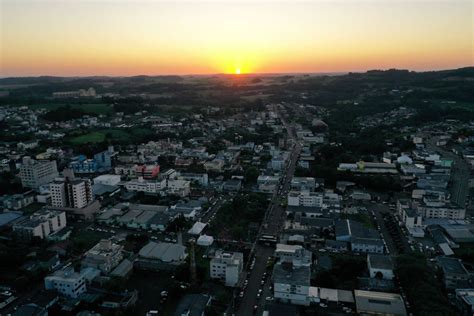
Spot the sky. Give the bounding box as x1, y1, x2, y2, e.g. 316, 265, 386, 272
1, 0, 473, 76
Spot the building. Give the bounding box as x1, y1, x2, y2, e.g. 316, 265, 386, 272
291, 177, 316, 191
400, 208, 422, 228
367, 254, 394, 280
338, 161, 398, 174
137, 241, 187, 269
210, 250, 244, 287
273, 263, 311, 306
13, 210, 66, 240
288, 191, 323, 207
50, 177, 94, 209
19, 157, 59, 189
354, 290, 407, 316
455, 289, 474, 316
437, 257, 471, 289
173, 294, 211, 316
275, 244, 312, 267
257, 175, 280, 193
44, 267, 86, 298
178, 173, 209, 187
69, 156, 98, 174
82, 239, 124, 274
336, 220, 384, 254
93, 174, 121, 186
419, 205, 466, 220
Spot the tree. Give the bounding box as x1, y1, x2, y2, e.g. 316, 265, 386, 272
244, 166, 259, 183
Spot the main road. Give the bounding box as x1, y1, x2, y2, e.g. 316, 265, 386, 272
235, 105, 301, 316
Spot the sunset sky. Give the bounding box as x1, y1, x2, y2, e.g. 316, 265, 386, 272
1, 0, 473, 76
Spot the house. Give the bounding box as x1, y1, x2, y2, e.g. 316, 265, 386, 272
210, 250, 244, 287
367, 254, 394, 280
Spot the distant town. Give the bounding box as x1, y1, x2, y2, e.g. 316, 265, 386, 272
0, 68, 473, 316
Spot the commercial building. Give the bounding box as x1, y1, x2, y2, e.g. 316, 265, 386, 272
137, 241, 187, 269
13, 210, 66, 240
19, 157, 59, 190
210, 250, 244, 287
354, 290, 407, 316
82, 239, 123, 274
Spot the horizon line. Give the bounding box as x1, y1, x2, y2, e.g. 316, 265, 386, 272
1, 66, 473, 79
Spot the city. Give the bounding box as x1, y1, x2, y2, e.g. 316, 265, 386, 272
1, 1, 473, 316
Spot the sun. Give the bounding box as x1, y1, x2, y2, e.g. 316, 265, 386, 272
235, 68, 241, 75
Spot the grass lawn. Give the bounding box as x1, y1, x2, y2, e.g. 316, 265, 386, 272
26, 103, 112, 115
68, 131, 106, 144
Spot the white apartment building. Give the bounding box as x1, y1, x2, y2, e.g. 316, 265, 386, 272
124, 178, 190, 197
82, 239, 124, 273
288, 191, 323, 207
400, 208, 423, 228
419, 205, 466, 220
210, 251, 243, 287
50, 178, 94, 209
273, 263, 311, 306
19, 156, 59, 189
13, 209, 66, 240
44, 267, 86, 298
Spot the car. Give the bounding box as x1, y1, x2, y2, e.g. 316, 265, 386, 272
256, 293, 261, 298
160, 291, 168, 297
265, 296, 274, 301
258, 289, 263, 294
239, 291, 244, 298
320, 303, 327, 308
261, 280, 265, 285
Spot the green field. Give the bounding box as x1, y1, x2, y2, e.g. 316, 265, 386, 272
68, 131, 106, 144
26, 103, 112, 115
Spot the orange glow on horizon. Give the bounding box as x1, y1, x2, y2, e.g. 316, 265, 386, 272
0, 1, 472, 77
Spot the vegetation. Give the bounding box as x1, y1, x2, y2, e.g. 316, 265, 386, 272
396, 253, 457, 316
312, 254, 366, 290
207, 193, 268, 241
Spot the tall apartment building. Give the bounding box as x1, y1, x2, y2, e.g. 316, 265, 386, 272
50, 177, 93, 209
19, 156, 59, 189
13, 209, 67, 240
210, 250, 243, 287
